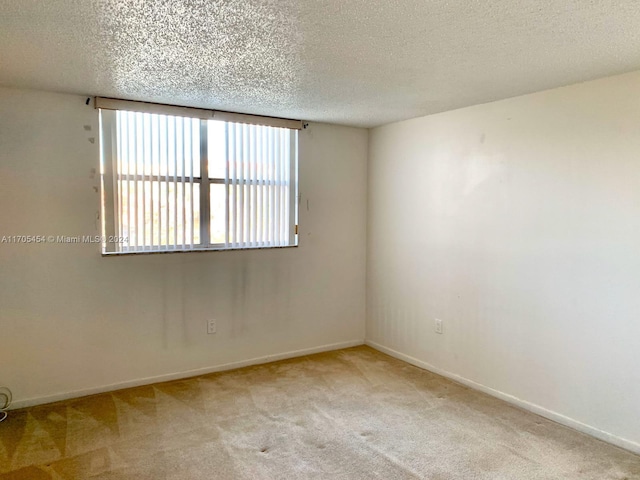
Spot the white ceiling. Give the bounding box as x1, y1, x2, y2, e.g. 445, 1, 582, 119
2, 1, 640, 128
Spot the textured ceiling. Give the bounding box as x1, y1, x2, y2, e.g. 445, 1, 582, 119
2, 1, 640, 127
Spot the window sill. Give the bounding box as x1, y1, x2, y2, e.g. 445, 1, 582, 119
101, 244, 298, 257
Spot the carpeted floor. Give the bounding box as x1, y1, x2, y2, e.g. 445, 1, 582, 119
1, 346, 639, 479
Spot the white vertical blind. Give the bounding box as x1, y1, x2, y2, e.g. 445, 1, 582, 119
224, 122, 293, 248
108, 110, 201, 252
100, 109, 297, 254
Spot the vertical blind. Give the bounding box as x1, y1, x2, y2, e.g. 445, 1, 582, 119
226, 123, 295, 248
99, 108, 298, 254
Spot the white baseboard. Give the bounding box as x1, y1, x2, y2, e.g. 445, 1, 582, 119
11, 339, 364, 410
365, 340, 640, 456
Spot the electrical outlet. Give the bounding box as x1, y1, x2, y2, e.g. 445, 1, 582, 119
207, 319, 217, 335
435, 318, 443, 334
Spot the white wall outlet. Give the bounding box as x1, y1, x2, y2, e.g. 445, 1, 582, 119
435, 318, 443, 334
207, 319, 217, 335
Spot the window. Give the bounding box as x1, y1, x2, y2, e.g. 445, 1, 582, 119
99, 101, 299, 254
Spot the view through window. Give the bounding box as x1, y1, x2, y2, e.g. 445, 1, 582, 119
99, 109, 298, 254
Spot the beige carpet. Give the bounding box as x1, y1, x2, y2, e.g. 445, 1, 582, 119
1, 346, 639, 479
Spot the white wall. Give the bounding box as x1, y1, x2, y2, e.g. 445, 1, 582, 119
367, 70, 640, 451
0, 87, 367, 407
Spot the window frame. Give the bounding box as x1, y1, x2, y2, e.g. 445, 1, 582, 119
100, 109, 299, 255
